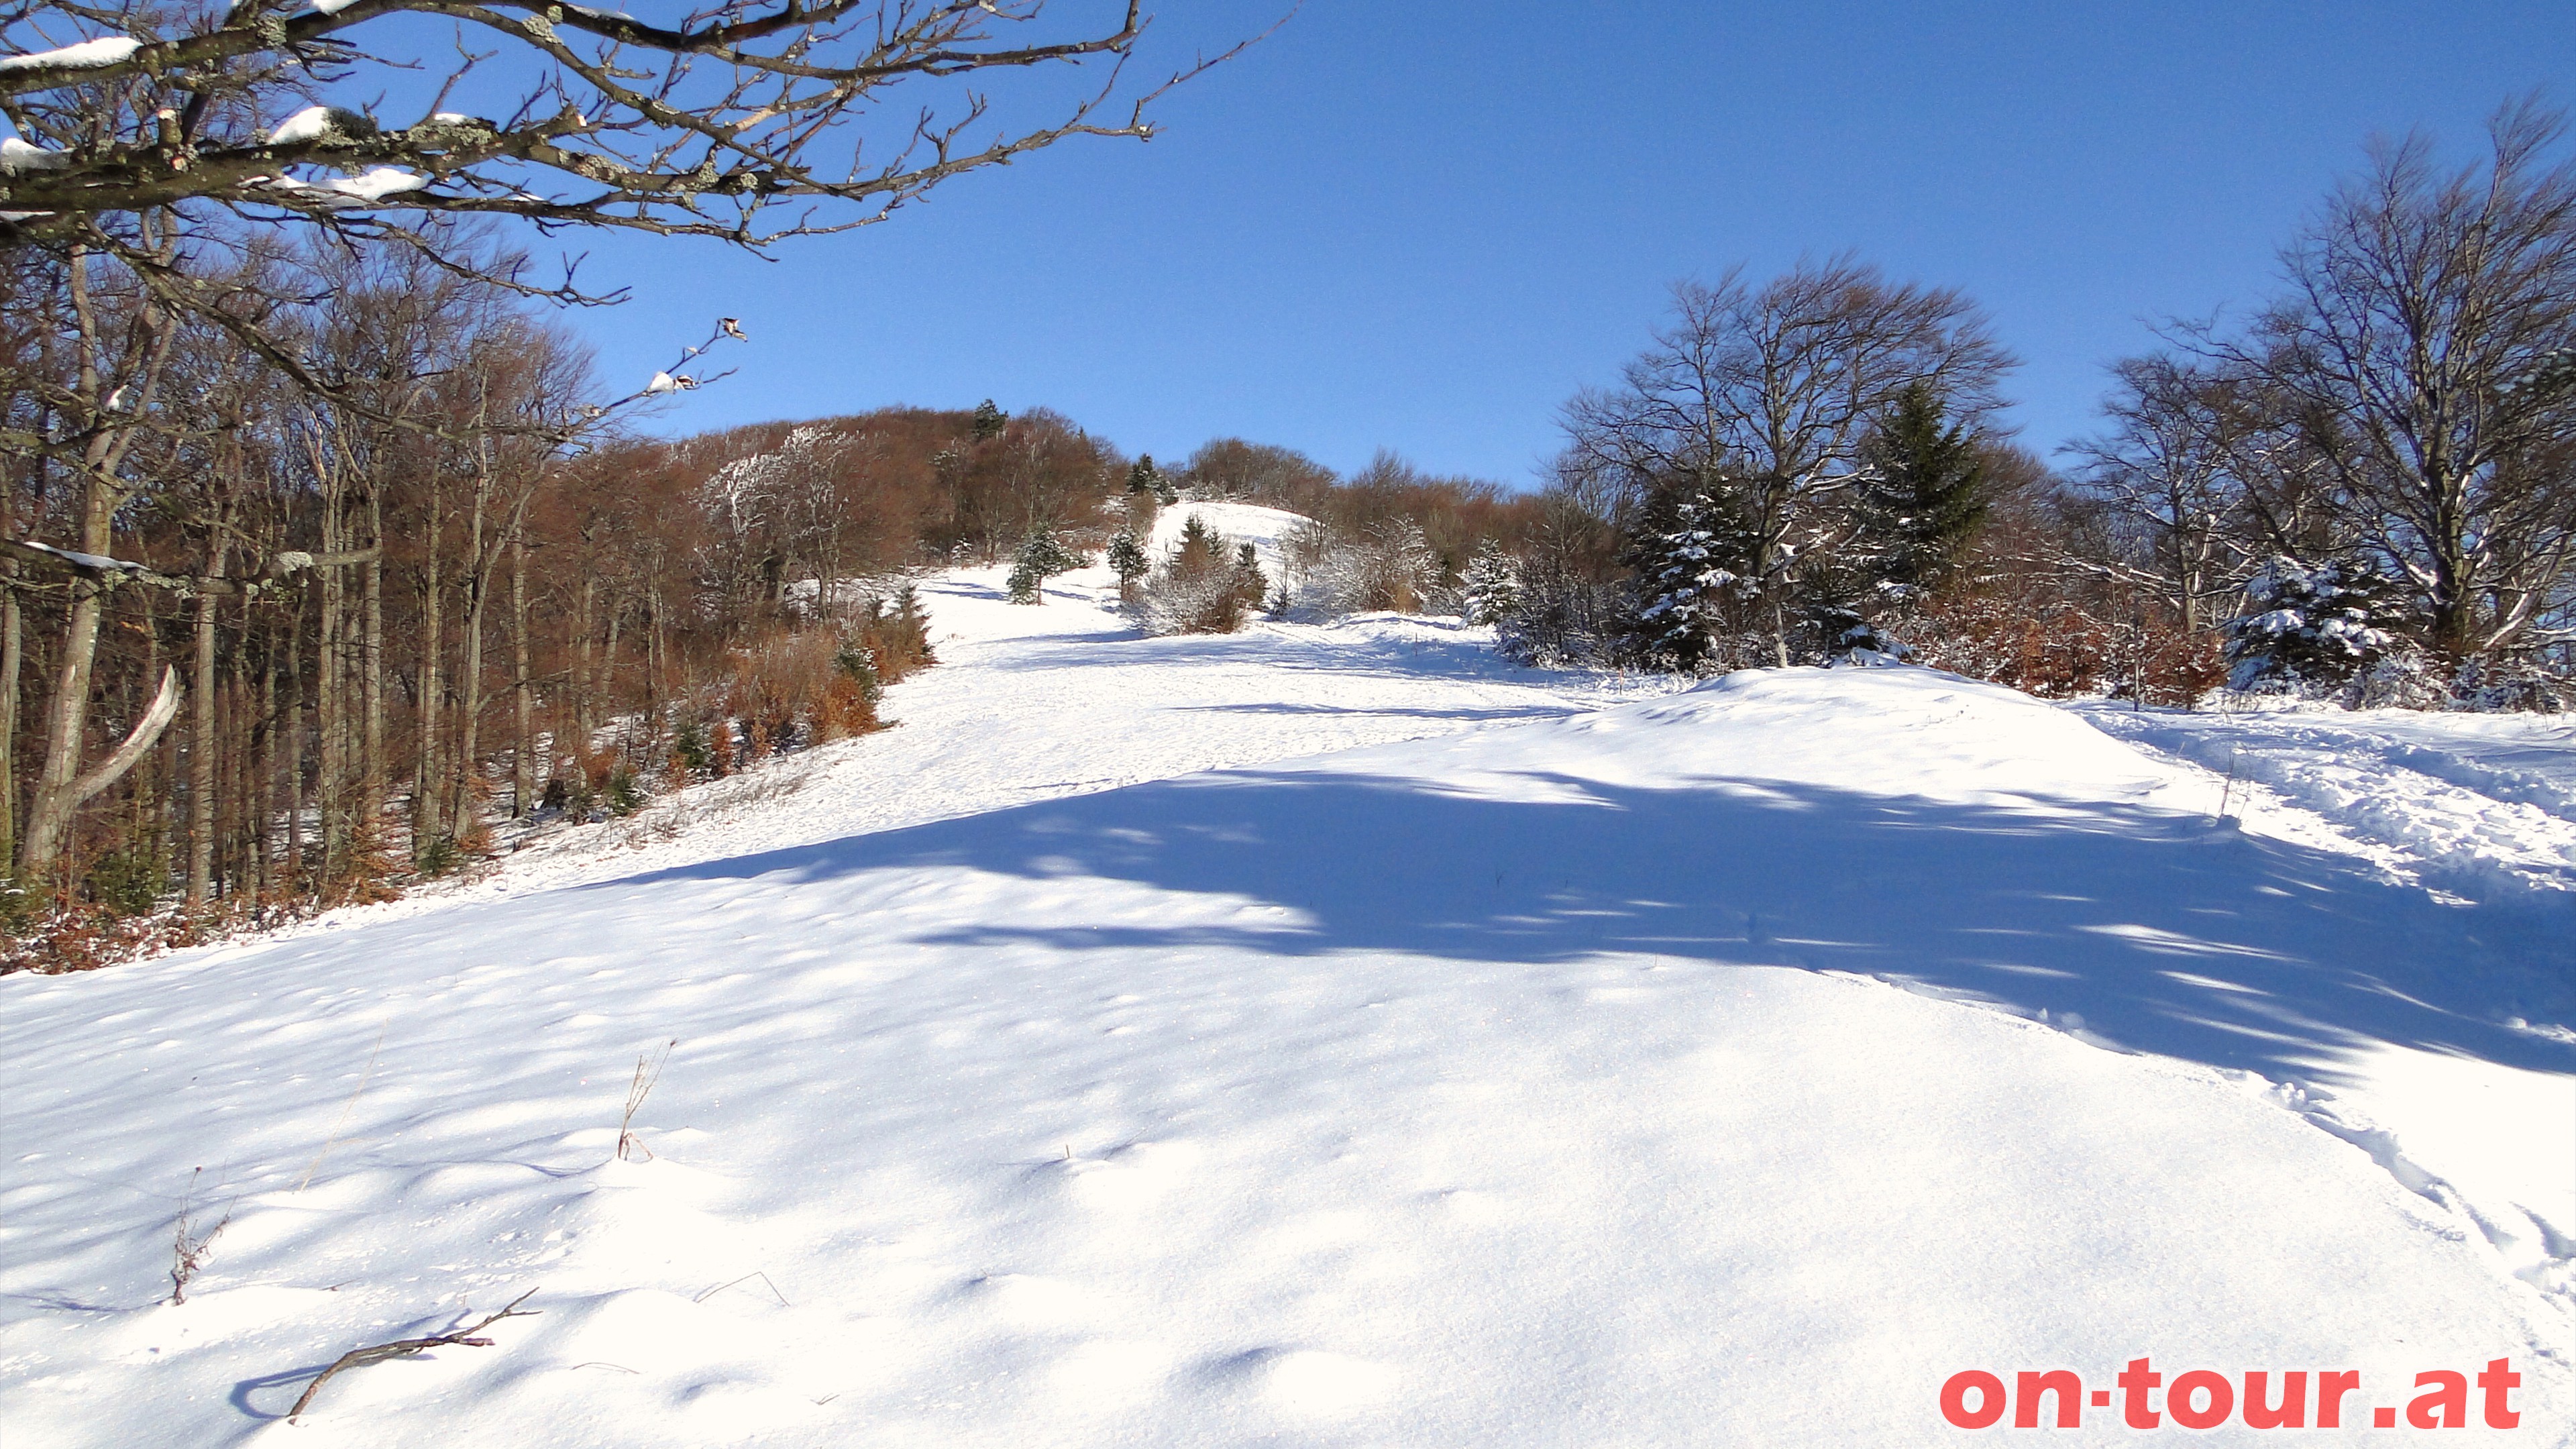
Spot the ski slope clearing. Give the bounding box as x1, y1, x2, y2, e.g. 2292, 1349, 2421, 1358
1, 572, 2570, 1446
1144, 500, 1308, 584
339, 562, 1676, 918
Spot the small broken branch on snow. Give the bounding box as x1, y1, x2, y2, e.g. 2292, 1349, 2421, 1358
286, 1290, 540, 1424
692, 1270, 791, 1307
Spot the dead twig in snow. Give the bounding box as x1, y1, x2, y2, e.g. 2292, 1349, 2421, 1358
296, 1020, 390, 1191
618, 1040, 677, 1163
692, 1271, 791, 1308
287, 1290, 540, 1423
168, 1167, 233, 1305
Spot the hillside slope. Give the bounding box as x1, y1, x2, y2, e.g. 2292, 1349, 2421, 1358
1, 569, 2567, 1447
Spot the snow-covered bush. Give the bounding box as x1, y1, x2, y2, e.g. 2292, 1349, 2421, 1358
1134, 515, 1265, 635
2224, 557, 2418, 699
2447, 655, 2575, 713
1288, 519, 1442, 616
1494, 558, 1623, 667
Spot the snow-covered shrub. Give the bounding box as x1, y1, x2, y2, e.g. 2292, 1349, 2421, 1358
2224, 556, 2417, 698
1494, 558, 1623, 667
2447, 655, 2575, 713
1290, 519, 1441, 616
1134, 515, 1265, 635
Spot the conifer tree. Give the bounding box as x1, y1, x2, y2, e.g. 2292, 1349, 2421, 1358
973, 398, 1009, 441
1460, 539, 1521, 625
1127, 455, 1162, 495
1007, 523, 1080, 604
2225, 556, 2417, 694
1108, 528, 1150, 594
1237, 543, 1269, 609
1853, 383, 1987, 599
1619, 486, 1760, 672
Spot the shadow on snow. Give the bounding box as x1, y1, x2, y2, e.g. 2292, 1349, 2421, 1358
611, 767, 2576, 1089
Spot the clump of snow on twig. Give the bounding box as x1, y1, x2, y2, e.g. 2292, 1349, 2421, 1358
267, 105, 376, 146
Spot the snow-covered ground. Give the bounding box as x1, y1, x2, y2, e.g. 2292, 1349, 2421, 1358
2, 566, 2569, 1446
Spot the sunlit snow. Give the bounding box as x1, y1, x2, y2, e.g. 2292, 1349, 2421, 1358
1, 563, 2565, 1445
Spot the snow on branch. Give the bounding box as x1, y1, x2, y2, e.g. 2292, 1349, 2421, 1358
0, 36, 139, 72
0, 3, 1275, 258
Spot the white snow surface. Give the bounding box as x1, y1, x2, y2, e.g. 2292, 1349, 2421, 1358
2, 568, 2570, 1446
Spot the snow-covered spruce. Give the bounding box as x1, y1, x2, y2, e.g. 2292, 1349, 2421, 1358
1006, 524, 1082, 604
2225, 555, 2418, 700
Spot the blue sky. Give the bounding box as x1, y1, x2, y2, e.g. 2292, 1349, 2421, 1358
568, 3, 2575, 488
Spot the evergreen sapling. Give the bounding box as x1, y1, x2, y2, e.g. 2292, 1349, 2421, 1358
1460, 539, 1521, 626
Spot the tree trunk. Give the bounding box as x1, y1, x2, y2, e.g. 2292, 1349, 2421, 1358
19, 244, 176, 884
451, 478, 490, 837
184, 529, 231, 909
0, 574, 20, 873
285, 592, 305, 885
413, 488, 445, 859
256, 616, 277, 904
511, 538, 533, 818
363, 483, 386, 828
186, 576, 221, 909
575, 576, 596, 743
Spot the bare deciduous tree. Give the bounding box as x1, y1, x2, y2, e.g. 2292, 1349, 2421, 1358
2194, 96, 2576, 658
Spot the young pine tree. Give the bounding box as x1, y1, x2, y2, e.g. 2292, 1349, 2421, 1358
1135, 514, 1261, 634
1108, 527, 1150, 595
973, 398, 1009, 441
1177, 512, 1219, 563
1619, 486, 1758, 672
1853, 382, 1987, 601
1008, 523, 1080, 604
2225, 556, 2416, 694
1236, 543, 1269, 610
1460, 539, 1521, 625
